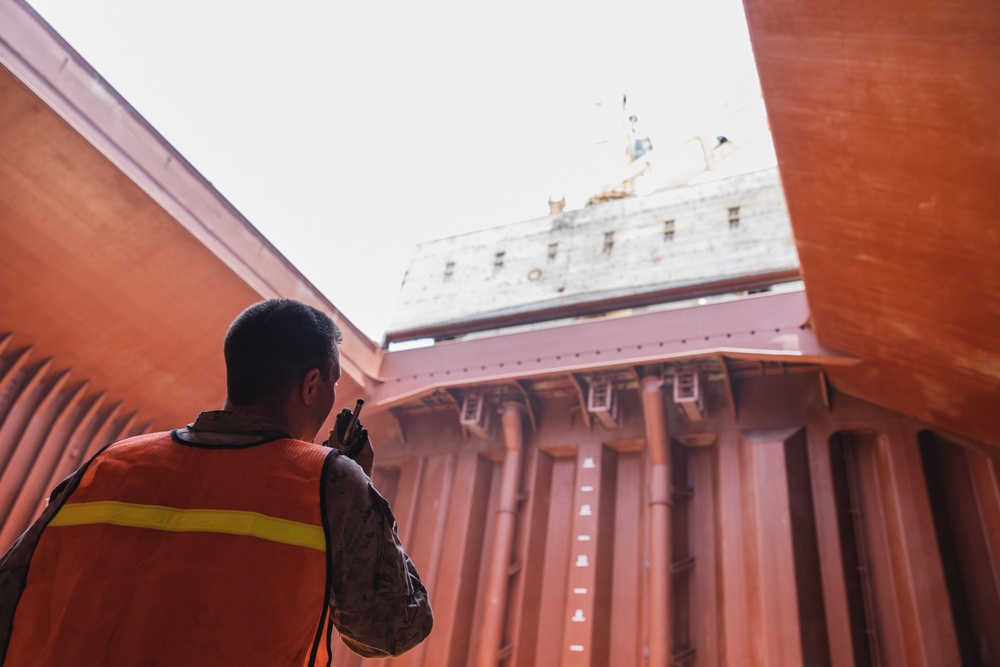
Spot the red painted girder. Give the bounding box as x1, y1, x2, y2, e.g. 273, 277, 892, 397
371, 290, 857, 410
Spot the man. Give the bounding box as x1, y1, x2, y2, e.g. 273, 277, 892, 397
0, 299, 432, 665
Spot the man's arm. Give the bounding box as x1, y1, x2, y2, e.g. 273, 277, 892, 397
0, 468, 85, 662
322, 455, 432, 658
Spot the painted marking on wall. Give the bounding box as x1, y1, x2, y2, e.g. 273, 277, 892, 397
569, 645, 586, 652
572, 609, 586, 622
575, 555, 590, 567
573, 587, 589, 594
579, 504, 593, 516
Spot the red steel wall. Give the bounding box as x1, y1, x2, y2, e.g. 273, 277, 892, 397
0, 333, 156, 551
332, 373, 1000, 667
2, 334, 999, 666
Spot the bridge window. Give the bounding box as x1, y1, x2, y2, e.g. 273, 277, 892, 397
728, 206, 740, 229
494, 251, 505, 269
664, 219, 675, 240
603, 231, 615, 254
548, 243, 558, 260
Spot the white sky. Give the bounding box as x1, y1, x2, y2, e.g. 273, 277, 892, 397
29, 0, 768, 342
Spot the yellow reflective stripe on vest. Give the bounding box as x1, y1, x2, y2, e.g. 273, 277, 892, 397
49, 501, 326, 551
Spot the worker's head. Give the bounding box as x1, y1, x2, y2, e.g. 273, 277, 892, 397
223, 299, 342, 439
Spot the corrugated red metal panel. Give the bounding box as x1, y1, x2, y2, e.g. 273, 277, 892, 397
0, 335, 156, 548
360, 370, 998, 666
918, 431, 1000, 664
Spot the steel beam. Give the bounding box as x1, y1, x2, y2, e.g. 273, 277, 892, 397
373, 290, 856, 411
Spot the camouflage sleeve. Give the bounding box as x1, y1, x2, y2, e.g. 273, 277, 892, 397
0, 469, 84, 662
322, 454, 433, 658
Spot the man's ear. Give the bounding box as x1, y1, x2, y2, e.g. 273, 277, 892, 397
300, 368, 322, 405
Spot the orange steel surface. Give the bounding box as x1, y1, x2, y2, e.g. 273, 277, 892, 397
0, 68, 369, 432
0, 68, 257, 430
742, 0, 1000, 447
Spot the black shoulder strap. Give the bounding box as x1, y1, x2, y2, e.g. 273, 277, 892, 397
307, 448, 339, 667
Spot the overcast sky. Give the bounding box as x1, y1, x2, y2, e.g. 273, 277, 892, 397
29, 0, 767, 341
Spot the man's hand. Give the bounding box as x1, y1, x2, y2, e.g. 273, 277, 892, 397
352, 434, 374, 478
331, 407, 374, 478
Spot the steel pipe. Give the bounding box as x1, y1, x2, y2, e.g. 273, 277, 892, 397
477, 401, 524, 667
642, 375, 671, 667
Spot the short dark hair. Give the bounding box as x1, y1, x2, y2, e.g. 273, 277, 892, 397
224, 299, 343, 407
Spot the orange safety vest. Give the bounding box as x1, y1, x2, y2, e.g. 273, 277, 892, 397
4, 431, 335, 666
